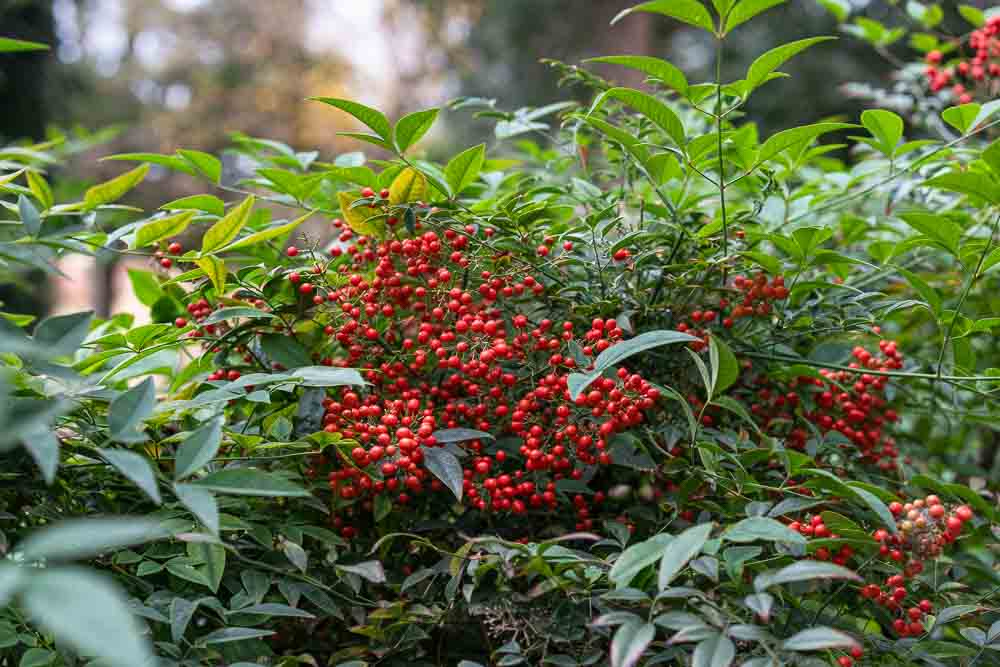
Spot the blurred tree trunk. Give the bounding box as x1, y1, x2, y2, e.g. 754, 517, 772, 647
596, 1, 655, 89
0, 0, 53, 141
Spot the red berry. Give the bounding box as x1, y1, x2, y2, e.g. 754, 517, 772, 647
379, 188, 390, 199
167, 242, 182, 254
361, 187, 375, 198
286, 246, 299, 257
174, 317, 187, 328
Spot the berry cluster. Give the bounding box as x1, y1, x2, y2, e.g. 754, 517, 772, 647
153, 240, 184, 269
859, 496, 975, 636
675, 273, 789, 349
734, 341, 904, 469
248, 224, 665, 537
923, 16, 1000, 104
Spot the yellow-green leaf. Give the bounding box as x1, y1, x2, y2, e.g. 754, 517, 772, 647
26, 171, 54, 210
83, 164, 149, 210
389, 167, 427, 205
219, 211, 315, 253
201, 196, 254, 254
337, 191, 384, 238
196, 255, 227, 294
135, 211, 197, 248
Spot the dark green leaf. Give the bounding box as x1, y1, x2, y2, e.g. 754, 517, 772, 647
394, 108, 439, 153
99, 449, 162, 504
190, 468, 310, 497
611, 0, 716, 33
422, 447, 464, 500
658, 523, 713, 589
108, 377, 156, 443
22, 568, 154, 667
568, 330, 698, 400
175, 417, 224, 479
310, 98, 392, 140
585, 56, 689, 96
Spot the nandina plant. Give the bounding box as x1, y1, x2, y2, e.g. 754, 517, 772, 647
0, 1, 999, 666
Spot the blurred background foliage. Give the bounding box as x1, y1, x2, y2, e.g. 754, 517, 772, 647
0, 0, 991, 318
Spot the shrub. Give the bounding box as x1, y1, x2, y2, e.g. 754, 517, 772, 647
0, 2, 999, 666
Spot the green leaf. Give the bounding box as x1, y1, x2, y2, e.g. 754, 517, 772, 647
585, 56, 689, 96
658, 523, 713, 589
201, 307, 275, 325
102, 152, 197, 177
389, 167, 427, 205
108, 377, 156, 443
958, 4, 985, 26
26, 171, 54, 211
83, 164, 149, 210
198, 627, 275, 645
282, 540, 308, 573
337, 190, 384, 237
592, 87, 686, 148
942, 103, 980, 133
899, 268, 941, 313
196, 255, 227, 294
983, 138, 1000, 177
233, 603, 314, 619
745, 37, 836, 93
291, 366, 366, 387
201, 195, 254, 254
568, 330, 698, 400
0, 37, 50, 52
218, 210, 313, 253
723, 517, 806, 545
310, 97, 392, 140
190, 468, 310, 497
19, 648, 55, 667
22, 429, 58, 485
34, 310, 93, 357
609, 533, 673, 587
261, 333, 310, 369
134, 211, 196, 248
845, 483, 897, 533
444, 143, 486, 196
924, 171, 1000, 204
757, 122, 855, 163
692, 633, 736, 667
897, 211, 962, 255
394, 108, 439, 153
610, 620, 655, 667
338, 560, 386, 583
18, 194, 40, 236
174, 483, 219, 534
20, 518, 165, 562
724, 0, 787, 34
22, 568, 154, 667
861, 109, 904, 155
611, 0, 716, 33
161, 194, 225, 216
176, 149, 221, 183
709, 336, 739, 394
422, 447, 463, 501
127, 268, 165, 307
432, 428, 495, 443
170, 597, 199, 643
754, 560, 861, 592
99, 449, 162, 504
782, 627, 860, 652
175, 417, 224, 480
576, 114, 652, 166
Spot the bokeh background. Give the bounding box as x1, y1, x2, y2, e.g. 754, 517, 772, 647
0, 0, 984, 322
